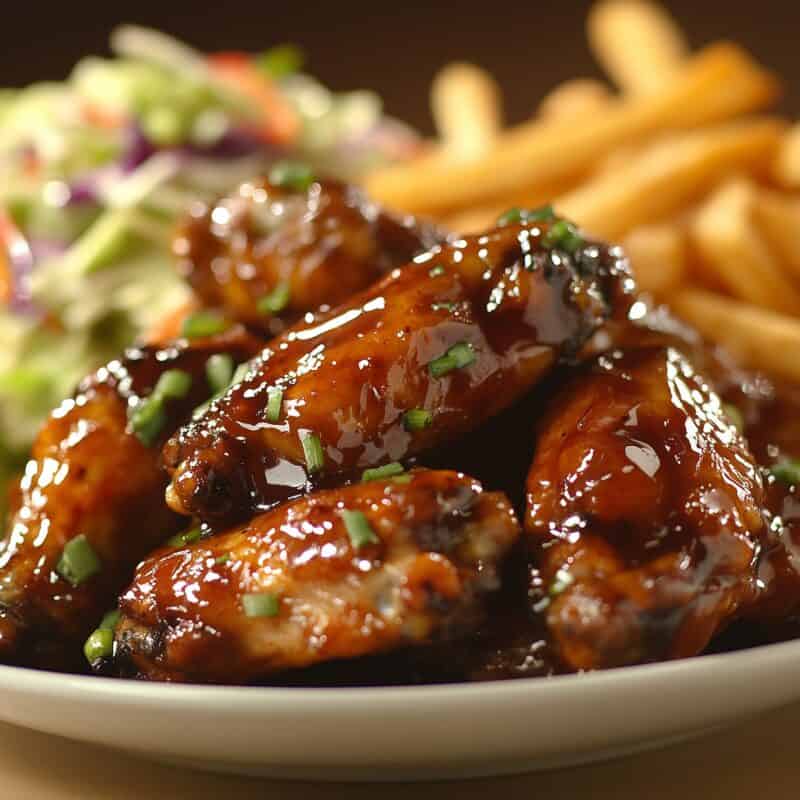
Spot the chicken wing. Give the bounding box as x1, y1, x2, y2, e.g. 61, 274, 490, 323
0, 327, 263, 667
112, 469, 520, 683
164, 215, 632, 524
526, 345, 767, 671
173, 176, 441, 332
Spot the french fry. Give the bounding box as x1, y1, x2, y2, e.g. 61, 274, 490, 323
538, 79, 613, 120
671, 289, 800, 382
753, 188, 800, 278
431, 62, 503, 160
555, 118, 784, 240
772, 123, 800, 188
623, 222, 687, 295
689, 178, 800, 315
366, 43, 779, 215
587, 0, 689, 94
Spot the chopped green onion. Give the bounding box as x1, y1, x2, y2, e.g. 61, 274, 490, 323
215, 554, 231, 566
266, 387, 284, 423
301, 431, 325, 473
255, 44, 304, 78
403, 409, 433, 431
431, 302, 456, 312
340, 509, 380, 549
99, 609, 121, 631
155, 369, 193, 400
549, 569, 574, 597
181, 311, 229, 339
770, 460, 800, 486
722, 403, 744, 433
206, 354, 235, 395
56, 534, 101, 586
268, 161, 315, 192
496, 205, 556, 226
257, 282, 291, 315
542, 219, 584, 253
428, 265, 445, 278
83, 628, 113, 664
167, 527, 203, 547
130, 397, 168, 446
242, 592, 280, 618
362, 462, 405, 482
231, 362, 251, 385
428, 341, 476, 378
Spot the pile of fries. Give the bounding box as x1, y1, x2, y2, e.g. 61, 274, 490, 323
365, 0, 800, 383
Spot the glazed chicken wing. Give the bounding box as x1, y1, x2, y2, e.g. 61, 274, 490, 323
164, 216, 632, 524
0, 328, 262, 667
112, 469, 520, 683
173, 176, 441, 332
526, 345, 767, 671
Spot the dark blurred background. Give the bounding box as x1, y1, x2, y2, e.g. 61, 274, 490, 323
3, 0, 798, 128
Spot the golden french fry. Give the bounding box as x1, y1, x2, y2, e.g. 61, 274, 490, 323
587, 0, 689, 94
555, 118, 784, 240
753, 188, 800, 278
772, 123, 800, 188
538, 79, 614, 120
688, 177, 800, 315
623, 222, 687, 295
430, 62, 503, 160
366, 43, 779, 215
671, 289, 800, 382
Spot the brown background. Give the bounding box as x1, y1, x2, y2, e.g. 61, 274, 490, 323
3, 0, 798, 129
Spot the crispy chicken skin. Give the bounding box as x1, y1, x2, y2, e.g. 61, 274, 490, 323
112, 469, 520, 683
173, 177, 441, 331
163, 218, 632, 524
526, 346, 767, 671
0, 328, 262, 667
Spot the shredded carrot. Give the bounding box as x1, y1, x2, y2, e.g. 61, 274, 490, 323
0, 211, 17, 305
80, 101, 125, 130
144, 298, 199, 345
207, 52, 300, 146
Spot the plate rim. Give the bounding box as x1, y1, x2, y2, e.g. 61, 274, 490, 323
0, 636, 798, 708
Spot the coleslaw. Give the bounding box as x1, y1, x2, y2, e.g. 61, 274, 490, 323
0, 26, 420, 520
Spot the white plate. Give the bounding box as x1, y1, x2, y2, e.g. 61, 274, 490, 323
0, 640, 797, 782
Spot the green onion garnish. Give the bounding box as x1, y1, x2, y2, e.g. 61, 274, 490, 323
362, 462, 405, 482
167, 527, 203, 547
130, 398, 168, 446
83, 628, 113, 664
231, 362, 251, 385
181, 311, 229, 339
549, 569, 574, 597
497, 205, 556, 226
268, 161, 315, 192
542, 219, 584, 253
155, 369, 192, 399
722, 403, 744, 433
255, 44, 303, 79
431, 302, 456, 312
215, 554, 231, 566
99, 609, 121, 631
301, 431, 325, 473
242, 592, 280, 617
770, 460, 800, 486
403, 409, 433, 431
428, 341, 476, 378
265, 387, 284, 423
56, 534, 101, 586
206, 354, 235, 395
257, 282, 291, 315
429, 265, 446, 278
340, 509, 380, 549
